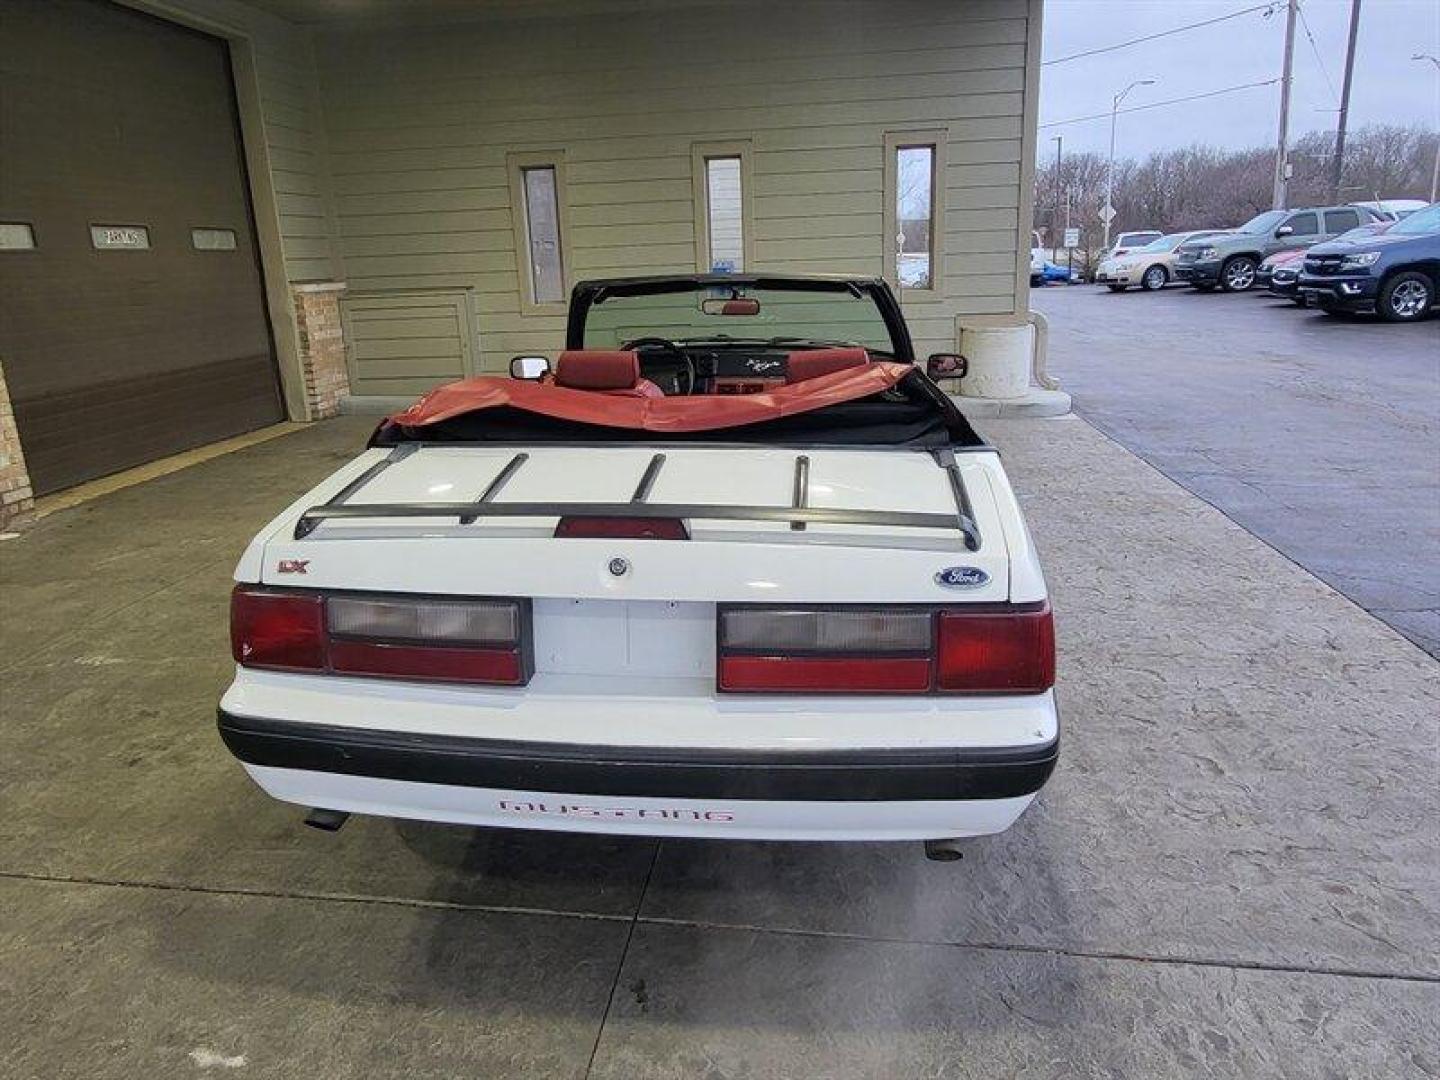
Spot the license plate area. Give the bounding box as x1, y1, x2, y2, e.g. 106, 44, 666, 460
532, 599, 716, 678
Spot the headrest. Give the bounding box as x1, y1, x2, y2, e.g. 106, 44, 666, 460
554, 350, 641, 390
785, 347, 870, 384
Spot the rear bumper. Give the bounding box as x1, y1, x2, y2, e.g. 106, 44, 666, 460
236, 764, 1044, 840
218, 711, 1059, 803
217, 670, 1058, 839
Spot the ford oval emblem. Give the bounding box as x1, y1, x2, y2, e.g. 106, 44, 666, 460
935, 566, 990, 590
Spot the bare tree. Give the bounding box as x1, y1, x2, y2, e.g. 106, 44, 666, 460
1035, 124, 1439, 240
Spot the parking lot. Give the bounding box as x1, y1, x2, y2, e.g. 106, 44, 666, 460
4, 410, 1437, 1078
1035, 282, 1440, 656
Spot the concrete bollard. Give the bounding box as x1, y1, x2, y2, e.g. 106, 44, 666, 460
948, 318, 1071, 419
958, 324, 1033, 400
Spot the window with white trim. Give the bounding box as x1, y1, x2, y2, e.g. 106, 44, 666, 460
884, 131, 947, 295
705, 157, 744, 272
508, 152, 570, 315
523, 167, 564, 302
692, 141, 752, 273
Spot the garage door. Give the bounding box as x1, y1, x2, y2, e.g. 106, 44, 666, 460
0, 0, 283, 494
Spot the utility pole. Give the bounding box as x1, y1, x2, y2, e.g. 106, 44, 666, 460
1329, 0, 1362, 202
1272, 0, 1299, 210
1051, 134, 1062, 261
1105, 79, 1155, 249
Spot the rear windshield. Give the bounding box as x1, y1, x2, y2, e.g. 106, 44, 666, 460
581, 285, 898, 357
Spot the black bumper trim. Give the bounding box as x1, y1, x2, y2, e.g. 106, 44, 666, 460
218, 711, 1059, 802
1175, 262, 1219, 285
1297, 283, 1377, 312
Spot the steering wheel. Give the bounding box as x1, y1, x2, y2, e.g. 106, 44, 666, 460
621, 336, 695, 396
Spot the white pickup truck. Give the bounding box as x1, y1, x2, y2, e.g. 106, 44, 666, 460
220, 274, 1057, 858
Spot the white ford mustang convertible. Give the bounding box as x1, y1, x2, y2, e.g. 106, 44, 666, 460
220, 273, 1057, 858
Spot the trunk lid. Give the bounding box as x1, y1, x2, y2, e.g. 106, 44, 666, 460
258, 445, 1009, 603
248, 445, 1022, 684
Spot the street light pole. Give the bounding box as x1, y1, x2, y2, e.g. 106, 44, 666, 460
1105, 79, 1155, 250
1052, 134, 1062, 260
1416, 54, 1440, 202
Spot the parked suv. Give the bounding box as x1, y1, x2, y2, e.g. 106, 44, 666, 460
1298, 202, 1440, 321
1175, 205, 1387, 292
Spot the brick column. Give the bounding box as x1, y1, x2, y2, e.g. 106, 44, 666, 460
0, 359, 35, 529
292, 281, 350, 420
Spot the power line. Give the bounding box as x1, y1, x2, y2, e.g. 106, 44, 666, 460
1297, 3, 1340, 104
1042, 2, 1281, 67
1039, 78, 1282, 130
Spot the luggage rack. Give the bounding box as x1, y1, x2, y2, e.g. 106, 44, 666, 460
293, 446, 981, 550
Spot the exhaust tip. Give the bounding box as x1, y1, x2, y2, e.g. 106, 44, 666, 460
304, 808, 350, 832
924, 839, 964, 862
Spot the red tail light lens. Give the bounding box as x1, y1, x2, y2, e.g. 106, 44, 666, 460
328, 641, 524, 684
937, 603, 1054, 693
717, 603, 1054, 694
229, 587, 530, 685
231, 588, 326, 671
554, 517, 689, 540
718, 655, 932, 693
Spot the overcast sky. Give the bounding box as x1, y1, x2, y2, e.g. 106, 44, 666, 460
1039, 0, 1440, 159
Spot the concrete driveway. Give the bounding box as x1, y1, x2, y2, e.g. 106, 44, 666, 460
2, 415, 1437, 1078
1035, 283, 1440, 656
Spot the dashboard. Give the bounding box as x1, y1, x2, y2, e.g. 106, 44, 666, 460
636, 346, 793, 396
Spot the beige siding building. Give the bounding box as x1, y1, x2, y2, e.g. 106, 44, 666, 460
0, 0, 1043, 517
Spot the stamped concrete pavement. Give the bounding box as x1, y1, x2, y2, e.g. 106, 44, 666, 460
1, 413, 1436, 1078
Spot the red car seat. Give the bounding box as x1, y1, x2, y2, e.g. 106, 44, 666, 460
553, 350, 664, 398
785, 347, 870, 383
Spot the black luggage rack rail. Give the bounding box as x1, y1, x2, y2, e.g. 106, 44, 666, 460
293, 445, 981, 550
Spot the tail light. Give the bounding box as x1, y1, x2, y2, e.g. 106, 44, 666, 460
230, 589, 326, 672
936, 604, 1054, 693
231, 587, 531, 685
717, 603, 1053, 694
554, 517, 689, 540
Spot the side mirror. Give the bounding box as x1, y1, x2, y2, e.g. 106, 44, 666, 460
509, 355, 550, 380
926, 353, 967, 380
1275, 225, 1294, 237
